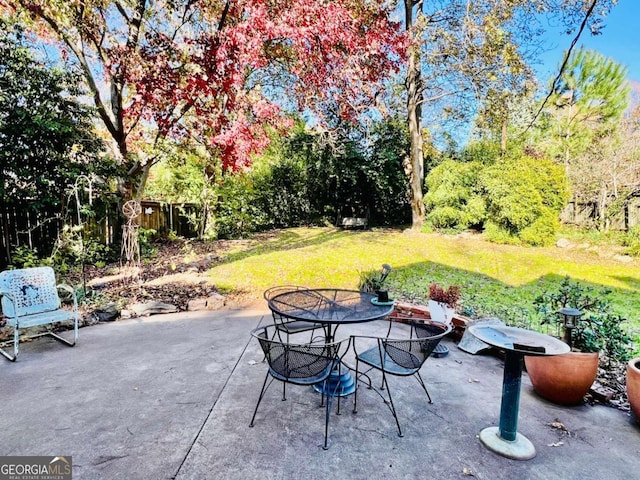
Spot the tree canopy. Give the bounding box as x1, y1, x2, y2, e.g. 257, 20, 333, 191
397, 0, 618, 228
2, 0, 405, 199
544, 47, 630, 168
0, 19, 107, 208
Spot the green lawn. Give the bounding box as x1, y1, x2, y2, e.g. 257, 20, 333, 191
207, 227, 640, 332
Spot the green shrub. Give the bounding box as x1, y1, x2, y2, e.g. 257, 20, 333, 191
47, 225, 115, 273
481, 154, 569, 246
518, 209, 560, 247
10, 245, 43, 269
533, 276, 633, 365
482, 221, 521, 245
427, 206, 462, 229
366, 118, 412, 225
623, 224, 640, 256
252, 158, 311, 229
10, 229, 114, 273
215, 173, 265, 239
424, 160, 486, 230
138, 227, 158, 257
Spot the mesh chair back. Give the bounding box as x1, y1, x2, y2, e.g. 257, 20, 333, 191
263, 285, 308, 301
382, 321, 450, 370
253, 325, 338, 381
263, 286, 323, 338
264, 285, 307, 323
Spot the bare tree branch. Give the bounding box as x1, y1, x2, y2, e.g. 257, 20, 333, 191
523, 0, 600, 134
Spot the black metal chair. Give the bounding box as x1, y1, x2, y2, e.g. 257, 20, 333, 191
351, 320, 452, 437
264, 286, 324, 342
249, 324, 349, 449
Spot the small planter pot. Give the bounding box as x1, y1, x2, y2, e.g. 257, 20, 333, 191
626, 357, 640, 424
524, 352, 599, 405
428, 300, 455, 325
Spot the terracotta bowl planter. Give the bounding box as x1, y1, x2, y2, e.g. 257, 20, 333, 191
626, 357, 640, 423
524, 352, 599, 405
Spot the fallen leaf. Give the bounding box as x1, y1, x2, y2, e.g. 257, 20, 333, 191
549, 420, 570, 434
462, 467, 475, 476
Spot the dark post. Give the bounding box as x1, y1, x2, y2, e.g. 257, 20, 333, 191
498, 350, 524, 442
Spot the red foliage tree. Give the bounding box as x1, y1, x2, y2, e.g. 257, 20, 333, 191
2, 0, 404, 197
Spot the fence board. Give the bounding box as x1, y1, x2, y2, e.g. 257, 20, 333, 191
0, 200, 197, 268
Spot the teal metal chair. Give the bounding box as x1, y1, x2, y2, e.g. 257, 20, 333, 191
249, 324, 349, 450
351, 320, 451, 436
0, 267, 79, 361
264, 286, 324, 342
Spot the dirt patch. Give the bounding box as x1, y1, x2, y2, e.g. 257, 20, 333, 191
67, 238, 258, 316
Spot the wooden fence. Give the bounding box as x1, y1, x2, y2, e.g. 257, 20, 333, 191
561, 197, 640, 230
0, 200, 198, 268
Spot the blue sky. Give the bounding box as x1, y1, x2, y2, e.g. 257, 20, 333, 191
536, 0, 640, 86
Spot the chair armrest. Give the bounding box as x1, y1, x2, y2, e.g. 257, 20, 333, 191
0, 289, 19, 326
350, 334, 386, 340
0, 289, 17, 318
350, 334, 410, 341
0, 289, 16, 303
56, 284, 74, 295
350, 335, 385, 356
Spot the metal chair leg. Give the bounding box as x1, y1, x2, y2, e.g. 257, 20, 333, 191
414, 371, 432, 403
353, 359, 359, 414
382, 372, 403, 437
45, 331, 77, 347
0, 328, 18, 362
0, 327, 19, 362
323, 372, 343, 450
249, 373, 272, 427
323, 381, 333, 450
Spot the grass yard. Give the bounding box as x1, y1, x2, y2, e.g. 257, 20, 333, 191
207, 227, 640, 335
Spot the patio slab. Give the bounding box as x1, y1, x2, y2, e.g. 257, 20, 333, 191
1, 305, 638, 479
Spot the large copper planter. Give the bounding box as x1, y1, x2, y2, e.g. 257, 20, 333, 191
627, 357, 640, 423
525, 352, 599, 405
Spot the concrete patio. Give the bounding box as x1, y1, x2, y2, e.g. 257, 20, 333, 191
1, 304, 638, 479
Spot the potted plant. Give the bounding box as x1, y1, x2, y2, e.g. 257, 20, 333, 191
358, 264, 392, 302
525, 277, 633, 405
428, 283, 460, 326
627, 357, 640, 424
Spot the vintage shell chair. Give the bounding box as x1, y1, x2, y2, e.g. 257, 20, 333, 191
0, 266, 79, 361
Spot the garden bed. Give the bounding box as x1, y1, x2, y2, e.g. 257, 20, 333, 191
389, 301, 471, 341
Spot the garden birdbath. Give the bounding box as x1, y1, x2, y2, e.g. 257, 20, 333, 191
469, 325, 570, 460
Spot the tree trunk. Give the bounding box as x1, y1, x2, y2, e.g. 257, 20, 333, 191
598, 185, 608, 231
405, 1, 425, 230
1, 200, 11, 267
501, 113, 508, 155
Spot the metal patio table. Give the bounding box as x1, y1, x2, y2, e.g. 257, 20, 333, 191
268, 288, 395, 396
469, 324, 570, 460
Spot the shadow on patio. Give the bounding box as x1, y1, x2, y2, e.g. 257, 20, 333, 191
1, 305, 637, 479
